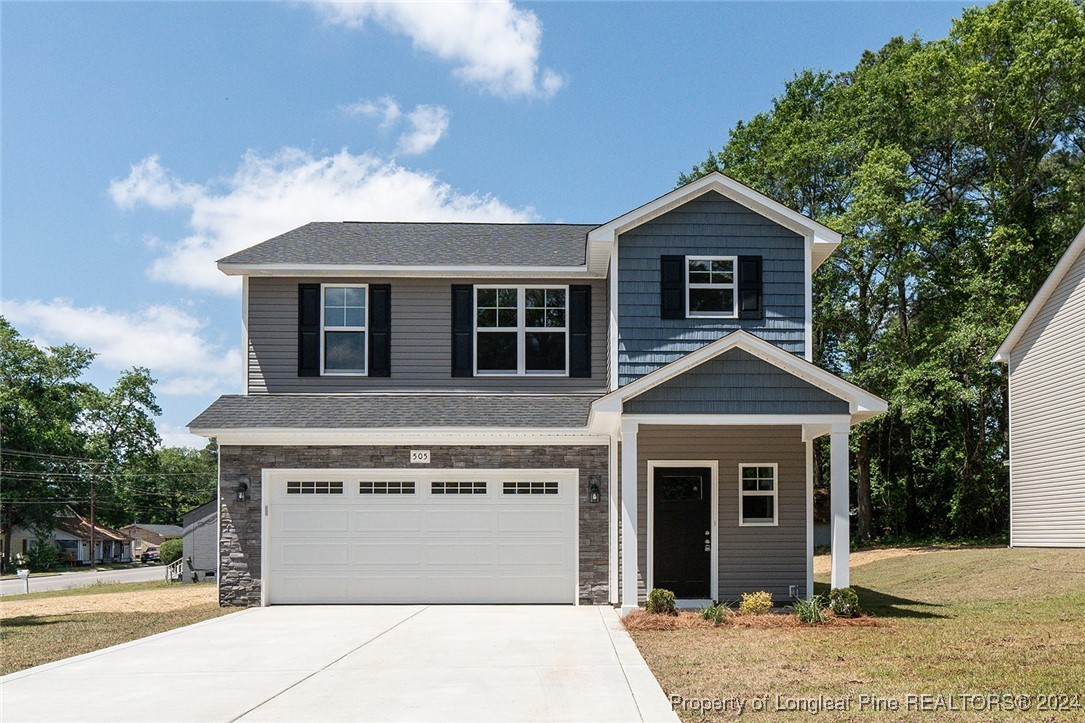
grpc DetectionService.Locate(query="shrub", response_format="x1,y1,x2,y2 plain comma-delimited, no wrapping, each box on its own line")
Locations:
738,591,773,615
27,538,61,572
159,538,183,565
791,595,826,624
828,587,861,618
699,601,731,625
645,588,677,615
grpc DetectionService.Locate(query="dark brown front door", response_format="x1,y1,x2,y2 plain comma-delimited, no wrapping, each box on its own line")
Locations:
652,466,712,598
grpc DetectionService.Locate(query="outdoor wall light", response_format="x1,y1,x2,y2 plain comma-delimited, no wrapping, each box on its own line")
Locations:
588,480,601,504
237,477,250,502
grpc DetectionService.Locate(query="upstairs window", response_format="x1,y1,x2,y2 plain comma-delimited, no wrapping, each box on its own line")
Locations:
475,286,568,375
322,284,367,374
686,256,736,318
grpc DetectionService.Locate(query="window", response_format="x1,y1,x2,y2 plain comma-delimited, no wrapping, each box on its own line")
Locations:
322,284,367,374
431,481,487,495
502,480,559,495
359,481,415,495
739,464,777,526
287,480,344,495
687,256,737,317
475,286,567,375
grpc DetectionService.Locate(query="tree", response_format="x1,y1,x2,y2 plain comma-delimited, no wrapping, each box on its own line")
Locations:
680,0,1085,540
0,319,94,571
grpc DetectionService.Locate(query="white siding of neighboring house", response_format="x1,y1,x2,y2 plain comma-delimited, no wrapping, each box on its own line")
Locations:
1008,246,1085,547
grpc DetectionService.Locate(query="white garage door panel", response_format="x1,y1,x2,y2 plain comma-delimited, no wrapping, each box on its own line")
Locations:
354,509,421,532
282,509,349,533
266,469,577,604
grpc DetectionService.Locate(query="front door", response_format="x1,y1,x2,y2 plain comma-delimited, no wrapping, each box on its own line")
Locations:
653,466,712,599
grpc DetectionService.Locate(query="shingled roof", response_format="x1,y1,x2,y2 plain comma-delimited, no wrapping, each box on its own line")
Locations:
217,222,599,268
188,393,596,430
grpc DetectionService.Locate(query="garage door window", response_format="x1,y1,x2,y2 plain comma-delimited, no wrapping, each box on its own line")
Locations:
431,481,487,495
503,481,559,495
359,481,415,495
287,480,344,494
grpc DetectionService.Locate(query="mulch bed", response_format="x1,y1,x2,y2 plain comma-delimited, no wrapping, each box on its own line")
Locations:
622,609,879,631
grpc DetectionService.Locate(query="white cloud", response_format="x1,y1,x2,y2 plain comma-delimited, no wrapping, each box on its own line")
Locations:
313,1,563,99
342,95,402,127
398,104,450,156
109,148,535,294
2,298,240,397
343,97,450,156
157,421,208,450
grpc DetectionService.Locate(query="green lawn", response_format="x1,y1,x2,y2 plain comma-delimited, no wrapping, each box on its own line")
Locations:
629,547,1085,721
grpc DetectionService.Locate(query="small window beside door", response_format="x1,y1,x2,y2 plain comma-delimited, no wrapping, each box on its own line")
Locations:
739,464,777,526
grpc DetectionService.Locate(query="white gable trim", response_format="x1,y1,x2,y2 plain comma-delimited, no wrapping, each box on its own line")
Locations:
586,172,841,274
993,223,1085,363
591,330,887,424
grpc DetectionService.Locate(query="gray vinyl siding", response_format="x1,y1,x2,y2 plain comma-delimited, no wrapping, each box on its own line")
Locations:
617,191,807,385
247,277,607,393
620,425,807,602
1008,246,1085,547
182,507,217,582
624,349,849,415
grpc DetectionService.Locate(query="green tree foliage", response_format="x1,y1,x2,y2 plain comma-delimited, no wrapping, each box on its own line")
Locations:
681,0,1085,538
158,538,183,565
1,319,217,568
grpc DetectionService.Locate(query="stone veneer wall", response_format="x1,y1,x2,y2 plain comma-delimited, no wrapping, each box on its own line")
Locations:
218,445,610,606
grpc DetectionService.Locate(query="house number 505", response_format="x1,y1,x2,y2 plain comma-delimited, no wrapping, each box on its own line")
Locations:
410,450,430,464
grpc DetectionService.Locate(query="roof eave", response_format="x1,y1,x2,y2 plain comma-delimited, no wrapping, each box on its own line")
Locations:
992,223,1085,363
217,262,599,279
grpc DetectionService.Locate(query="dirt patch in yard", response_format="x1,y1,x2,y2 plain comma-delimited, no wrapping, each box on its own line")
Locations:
812,546,941,575
0,584,217,618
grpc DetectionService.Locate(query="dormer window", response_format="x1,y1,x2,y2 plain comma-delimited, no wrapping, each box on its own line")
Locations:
686,256,736,318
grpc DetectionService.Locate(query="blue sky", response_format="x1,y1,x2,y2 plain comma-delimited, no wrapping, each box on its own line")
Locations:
2,1,978,446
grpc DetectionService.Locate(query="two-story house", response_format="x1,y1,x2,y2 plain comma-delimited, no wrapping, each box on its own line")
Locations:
189,172,887,611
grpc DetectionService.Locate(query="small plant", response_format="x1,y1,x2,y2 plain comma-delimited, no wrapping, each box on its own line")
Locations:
645,588,677,615
699,601,731,624
791,595,826,624
828,587,861,618
159,539,183,565
738,590,773,615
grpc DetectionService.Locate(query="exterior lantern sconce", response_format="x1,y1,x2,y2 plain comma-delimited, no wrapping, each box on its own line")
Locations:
237,477,250,502
588,479,601,504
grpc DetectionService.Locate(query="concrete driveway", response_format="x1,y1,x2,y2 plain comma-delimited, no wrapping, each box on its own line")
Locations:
0,605,677,723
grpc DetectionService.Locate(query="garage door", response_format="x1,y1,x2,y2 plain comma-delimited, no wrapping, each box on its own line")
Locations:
264,468,578,604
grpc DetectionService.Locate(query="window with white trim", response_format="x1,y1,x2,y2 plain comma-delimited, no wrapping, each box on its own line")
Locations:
322,284,367,374
687,256,737,317
739,464,777,526
475,286,567,375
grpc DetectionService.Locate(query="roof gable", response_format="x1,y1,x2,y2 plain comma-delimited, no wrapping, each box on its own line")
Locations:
592,330,886,423
994,224,1085,362
586,172,841,274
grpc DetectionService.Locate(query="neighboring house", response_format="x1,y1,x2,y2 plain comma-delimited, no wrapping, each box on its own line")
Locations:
993,224,1085,548
5,514,132,565
120,523,182,561
181,501,217,583
189,172,887,610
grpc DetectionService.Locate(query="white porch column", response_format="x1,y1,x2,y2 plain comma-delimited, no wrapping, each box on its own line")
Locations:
830,424,850,589
620,419,639,614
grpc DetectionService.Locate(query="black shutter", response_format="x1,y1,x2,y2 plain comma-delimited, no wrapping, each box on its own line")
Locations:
568,285,591,378
738,255,763,320
451,284,474,377
368,284,391,377
660,255,685,319
298,284,321,376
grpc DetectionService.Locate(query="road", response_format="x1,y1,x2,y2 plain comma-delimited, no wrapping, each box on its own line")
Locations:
0,565,166,596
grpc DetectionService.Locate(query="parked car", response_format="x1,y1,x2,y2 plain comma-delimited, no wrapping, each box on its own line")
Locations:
141,546,160,563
